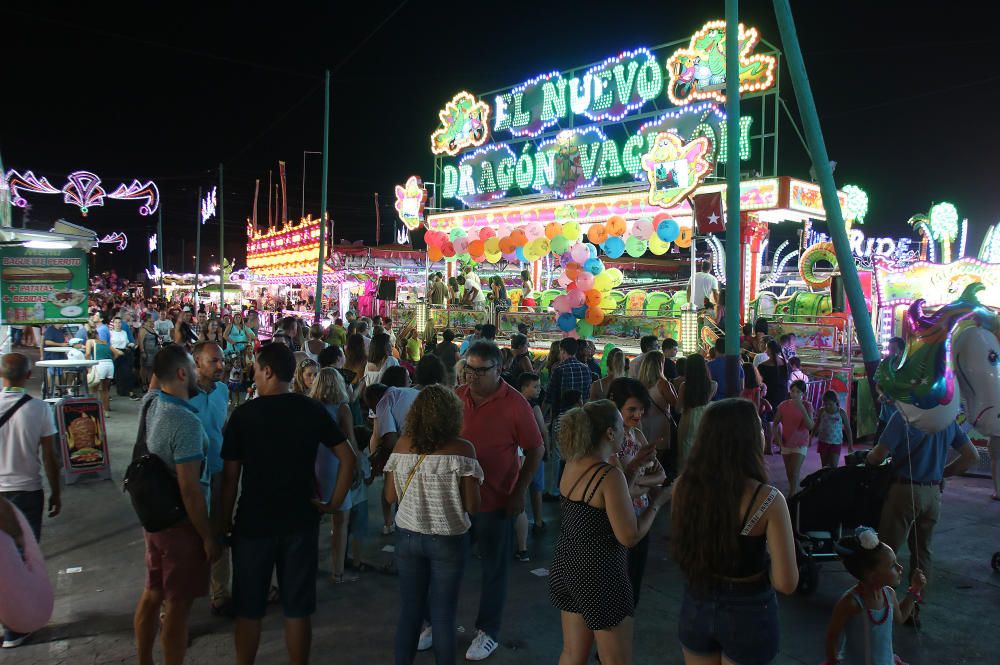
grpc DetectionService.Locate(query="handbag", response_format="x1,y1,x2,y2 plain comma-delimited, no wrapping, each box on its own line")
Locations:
398,454,428,503
122,400,188,532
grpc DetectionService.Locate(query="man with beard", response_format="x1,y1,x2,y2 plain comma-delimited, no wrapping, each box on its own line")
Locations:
133,345,218,665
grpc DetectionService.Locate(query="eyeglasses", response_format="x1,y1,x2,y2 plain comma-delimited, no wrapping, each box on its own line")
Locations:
464,363,496,377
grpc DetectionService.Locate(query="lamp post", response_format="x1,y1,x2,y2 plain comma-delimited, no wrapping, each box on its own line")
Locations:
315,70,330,320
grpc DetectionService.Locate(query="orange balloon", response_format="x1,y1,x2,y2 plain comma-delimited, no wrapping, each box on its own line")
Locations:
675,226,693,248
509,229,528,247
587,224,608,244
606,215,627,236
468,239,485,257
545,222,563,239
499,237,515,254
585,307,605,325
428,246,443,262
585,288,602,307
565,262,581,280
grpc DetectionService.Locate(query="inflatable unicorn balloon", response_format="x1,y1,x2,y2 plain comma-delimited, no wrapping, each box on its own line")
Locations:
876,284,1000,434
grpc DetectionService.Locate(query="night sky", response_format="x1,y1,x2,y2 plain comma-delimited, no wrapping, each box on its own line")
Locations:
2,1,996,278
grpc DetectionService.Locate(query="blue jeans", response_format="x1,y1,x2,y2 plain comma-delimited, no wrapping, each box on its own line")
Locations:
1,490,44,542
678,585,779,665
470,510,514,638
394,528,468,665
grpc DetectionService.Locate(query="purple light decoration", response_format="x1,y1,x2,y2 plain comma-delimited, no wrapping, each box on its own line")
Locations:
581,47,658,123
98,232,128,251
201,186,217,223
108,179,160,216
62,171,106,214
4,170,60,207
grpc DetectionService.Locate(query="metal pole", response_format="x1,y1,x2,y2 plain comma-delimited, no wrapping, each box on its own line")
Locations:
302,150,307,221
195,186,202,309
219,164,224,312
723,0,742,396
374,192,381,245
157,206,164,299
772,0,881,386
315,70,330,320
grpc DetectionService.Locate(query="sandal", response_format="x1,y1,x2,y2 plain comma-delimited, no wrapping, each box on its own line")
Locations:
331,572,359,584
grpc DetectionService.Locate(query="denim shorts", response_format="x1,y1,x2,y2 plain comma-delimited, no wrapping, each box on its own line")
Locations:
529,460,544,492
678,585,779,665
232,524,319,619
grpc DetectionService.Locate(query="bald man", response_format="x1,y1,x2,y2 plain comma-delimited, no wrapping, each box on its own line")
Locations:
0,353,60,648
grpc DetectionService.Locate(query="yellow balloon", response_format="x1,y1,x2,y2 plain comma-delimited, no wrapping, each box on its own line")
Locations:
599,295,617,312
593,272,613,293
485,251,502,263
484,237,501,254
562,220,581,241
604,268,624,287
648,234,671,255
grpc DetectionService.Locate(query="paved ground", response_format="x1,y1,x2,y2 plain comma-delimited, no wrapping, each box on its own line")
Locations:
3,354,999,664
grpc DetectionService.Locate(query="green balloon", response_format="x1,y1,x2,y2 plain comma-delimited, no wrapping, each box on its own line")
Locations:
449,228,467,241
550,235,570,255
576,320,594,338
625,236,648,258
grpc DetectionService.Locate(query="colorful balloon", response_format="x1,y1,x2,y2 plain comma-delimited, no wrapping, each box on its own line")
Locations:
587,224,609,244
625,236,648,258
515,246,528,263
656,217,679,243
585,243,598,259
570,242,590,264
575,271,595,291
525,223,545,241
571,304,588,319
599,295,616,312
565,262,582,280
593,271,612,292
585,288,602,307
545,222,563,239
484,237,501,254
479,227,496,241
675,226,693,248
566,288,586,308
585,307,605,325
604,267,624,287
509,229,528,247
584,258,605,275
441,240,455,257
648,234,670,255
603,236,625,259
428,246,443,262
449,228,467,241
562,220,581,241
576,320,595,339
453,237,469,255
557,313,577,332
631,217,653,241
468,239,485,257
552,295,571,313
550,235,570,255
606,215,627,237
485,252,502,264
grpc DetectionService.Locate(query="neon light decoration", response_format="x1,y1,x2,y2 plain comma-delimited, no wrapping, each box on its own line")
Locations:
875,257,1000,310
62,171,106,215
929,202,959,263
580,48,661,123
148,234,157,253
640,132,712,209
393,176,428,230
98,232,128,251
665,21,776,106
431,92,490,156
841,184,868,224
454,143,518,205
496,71,565,138
799,242,838,289
4,170,60,206
246,216,324,279
979,223,1000,263
200,186,218,223
107,179,160,216
537,128,608,199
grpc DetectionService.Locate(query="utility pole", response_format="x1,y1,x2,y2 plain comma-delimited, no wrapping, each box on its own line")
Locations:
195,186,202,308
723,0,742,396
315,70,330,320
157,206,164,299
219,164,225,311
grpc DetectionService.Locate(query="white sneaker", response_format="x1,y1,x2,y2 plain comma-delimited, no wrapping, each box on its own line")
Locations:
465,630,499,661
417,624,433,651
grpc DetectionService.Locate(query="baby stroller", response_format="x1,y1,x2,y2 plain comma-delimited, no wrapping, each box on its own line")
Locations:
786,451,895,594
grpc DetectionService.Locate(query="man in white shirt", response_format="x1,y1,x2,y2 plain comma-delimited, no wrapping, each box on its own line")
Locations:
688,261,719,310
463,267,486,307
0,353,60,648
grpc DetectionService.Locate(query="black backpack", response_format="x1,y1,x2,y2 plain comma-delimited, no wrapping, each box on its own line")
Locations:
122,400,187,532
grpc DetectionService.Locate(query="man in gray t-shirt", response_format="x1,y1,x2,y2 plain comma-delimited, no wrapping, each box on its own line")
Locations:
134,345,218,665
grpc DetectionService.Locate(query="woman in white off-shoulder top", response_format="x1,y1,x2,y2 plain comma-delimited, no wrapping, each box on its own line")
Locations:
384,385,483,665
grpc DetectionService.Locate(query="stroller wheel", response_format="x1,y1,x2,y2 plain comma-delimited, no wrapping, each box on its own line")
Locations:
797,559,820,595
992,552,1000,573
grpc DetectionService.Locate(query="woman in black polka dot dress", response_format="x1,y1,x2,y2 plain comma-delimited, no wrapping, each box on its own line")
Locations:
548,399,671,665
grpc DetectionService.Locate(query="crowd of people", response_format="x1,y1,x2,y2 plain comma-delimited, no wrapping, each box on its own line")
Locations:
0,297,986,665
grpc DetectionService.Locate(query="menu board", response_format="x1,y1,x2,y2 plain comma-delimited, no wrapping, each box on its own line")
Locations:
0,246,88,324
56,397,111,484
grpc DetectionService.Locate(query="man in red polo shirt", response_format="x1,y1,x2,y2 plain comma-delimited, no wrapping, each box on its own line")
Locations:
457,341,543,661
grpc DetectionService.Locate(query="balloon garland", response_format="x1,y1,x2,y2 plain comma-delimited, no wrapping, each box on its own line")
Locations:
425,207,681,337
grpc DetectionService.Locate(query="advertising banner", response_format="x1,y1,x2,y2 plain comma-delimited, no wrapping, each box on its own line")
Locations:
56,397,111,484
0,246,88,324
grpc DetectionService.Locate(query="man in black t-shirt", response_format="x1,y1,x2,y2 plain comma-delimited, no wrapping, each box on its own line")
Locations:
220,343,354,665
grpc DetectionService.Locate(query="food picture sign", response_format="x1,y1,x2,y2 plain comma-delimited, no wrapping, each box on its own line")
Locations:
0,246,89,324
431,21,775,206
56,397,111,483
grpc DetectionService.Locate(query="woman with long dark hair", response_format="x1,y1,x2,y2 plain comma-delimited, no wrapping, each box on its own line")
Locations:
676,354,716,472
672,399,798,665
757,339,789,454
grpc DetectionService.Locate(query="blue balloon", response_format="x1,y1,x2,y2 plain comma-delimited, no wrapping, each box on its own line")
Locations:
602,236,625,259
584,257,605,275
585,242,598,259
515,246,528,263
571,305,588,319
657,218,679,242
557,312,577,331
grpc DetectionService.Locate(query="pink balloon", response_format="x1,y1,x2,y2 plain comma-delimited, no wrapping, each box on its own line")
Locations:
556,274,573,287
570,242,590,264
453,237,469,254
566,289,585,308
525,223,545,241
479,227,497,241
575,271,595,291
552,295,570,313
632,218,653,241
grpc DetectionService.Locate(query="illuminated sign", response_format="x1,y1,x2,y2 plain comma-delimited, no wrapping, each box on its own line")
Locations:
201,186,218,223
665,21,776,106
875,257,1000,309
807,228,917,263
427,177,784,233
431,92,490,156
393,176,428,230
4,169,159,216
788,180,848,218
246,216,323,278
98,232,128,251
640,132,712,209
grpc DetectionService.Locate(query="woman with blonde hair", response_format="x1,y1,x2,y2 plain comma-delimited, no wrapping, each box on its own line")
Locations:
636,351,678,465
304,323,327,362
549,399,670,665
311,368,365,583
384,385,482,665
590,347,626,401
291,357,319,395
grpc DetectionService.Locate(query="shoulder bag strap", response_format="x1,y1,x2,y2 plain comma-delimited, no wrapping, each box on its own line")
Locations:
398,454,428,503
132,399,155,460
0,394,33,429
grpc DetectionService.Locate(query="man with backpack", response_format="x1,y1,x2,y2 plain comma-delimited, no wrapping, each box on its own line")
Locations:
0,353,60,648
132,345,218,665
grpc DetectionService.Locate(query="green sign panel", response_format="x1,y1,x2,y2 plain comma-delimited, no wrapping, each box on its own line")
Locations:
1,246,89,325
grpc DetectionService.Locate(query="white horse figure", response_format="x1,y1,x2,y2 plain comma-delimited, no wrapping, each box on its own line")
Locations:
954,312,1000,437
